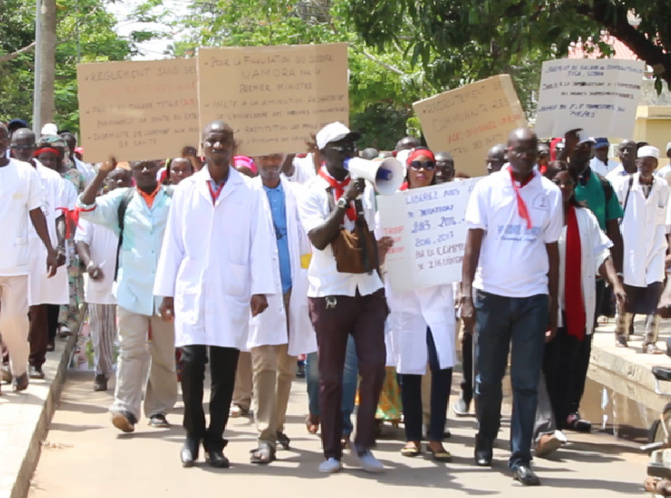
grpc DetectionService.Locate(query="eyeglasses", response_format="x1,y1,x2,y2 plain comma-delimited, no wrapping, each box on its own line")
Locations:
10,145,35,150
329,143,355,153
552,178,575,187
409,160,436,170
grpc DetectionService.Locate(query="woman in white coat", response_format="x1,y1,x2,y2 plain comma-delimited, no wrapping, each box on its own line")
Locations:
542,163,626,431
246,154,317,463
386,148,456,461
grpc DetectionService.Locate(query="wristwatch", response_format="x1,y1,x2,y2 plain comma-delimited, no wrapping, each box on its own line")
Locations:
336,197,348,210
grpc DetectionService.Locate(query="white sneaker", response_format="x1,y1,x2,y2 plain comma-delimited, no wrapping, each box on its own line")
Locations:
356,450,385,473
319,458,342,473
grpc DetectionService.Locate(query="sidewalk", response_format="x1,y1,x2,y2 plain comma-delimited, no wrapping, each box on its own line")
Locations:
590,316,671,413
0,334,77,498
2,315,671,498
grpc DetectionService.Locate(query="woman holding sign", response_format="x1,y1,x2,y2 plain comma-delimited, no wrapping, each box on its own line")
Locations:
385,148,456,462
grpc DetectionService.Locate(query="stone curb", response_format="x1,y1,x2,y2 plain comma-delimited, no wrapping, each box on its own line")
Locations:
2,333,77,498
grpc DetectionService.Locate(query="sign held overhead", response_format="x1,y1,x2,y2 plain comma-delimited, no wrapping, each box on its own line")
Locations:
77,58,199,163
197,43,349,156
413,75,527,178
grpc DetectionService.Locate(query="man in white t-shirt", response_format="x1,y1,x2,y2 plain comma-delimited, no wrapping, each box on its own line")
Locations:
606,139,638,186
461,128,562,486
298,122,393,475
75,168,133,391
655,142,671,186
0,123,59,393
589,138,618,177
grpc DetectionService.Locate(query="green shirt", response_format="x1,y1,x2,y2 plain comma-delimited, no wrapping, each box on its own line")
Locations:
574,167,623,231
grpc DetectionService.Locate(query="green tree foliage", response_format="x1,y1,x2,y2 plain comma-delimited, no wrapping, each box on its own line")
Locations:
345,0,671,102
0,0,132,132
168,0,429,149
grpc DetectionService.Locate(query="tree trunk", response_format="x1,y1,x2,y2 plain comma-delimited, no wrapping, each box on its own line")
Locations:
34,0,56,132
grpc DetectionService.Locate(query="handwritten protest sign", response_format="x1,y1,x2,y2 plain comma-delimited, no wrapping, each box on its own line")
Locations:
77,58,199,163
535,58,645,139
413,75,526,178
378,178,479,293
197,43,349,156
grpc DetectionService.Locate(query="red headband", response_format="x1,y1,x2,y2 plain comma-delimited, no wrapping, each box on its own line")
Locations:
407,148,435,166
34,147,60,158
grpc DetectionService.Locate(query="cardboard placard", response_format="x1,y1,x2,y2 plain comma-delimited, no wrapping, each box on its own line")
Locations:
197,43,349,156
413,75,527,178
378,178,479,292
77,58,199,163
535,58,645,139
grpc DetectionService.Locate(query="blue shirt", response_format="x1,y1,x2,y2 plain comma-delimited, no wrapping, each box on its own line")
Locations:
263,183,292,293
77,186,172,316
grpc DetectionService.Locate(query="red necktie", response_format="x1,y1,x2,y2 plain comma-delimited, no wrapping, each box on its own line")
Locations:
208,180,225,205
508,167,533,229
565,205,586,340
319,167,356,221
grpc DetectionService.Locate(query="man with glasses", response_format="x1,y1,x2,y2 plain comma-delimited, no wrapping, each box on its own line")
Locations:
298,121,393,474
10,128,70,380
77,157,177,434
0,123,59,393
461,128,562,485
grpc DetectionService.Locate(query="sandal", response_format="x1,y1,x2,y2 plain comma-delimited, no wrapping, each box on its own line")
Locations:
427,443,452,462
615,335,628,348
250,443,276,464
644,343,665,355
306,414,320,435
276,431,291,450
401,442,421,457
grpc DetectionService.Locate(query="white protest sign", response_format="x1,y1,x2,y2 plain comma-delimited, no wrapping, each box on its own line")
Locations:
197,43,349,156
413,75,527,178
535,58,645,139
378,178,479,293
77,58,199,163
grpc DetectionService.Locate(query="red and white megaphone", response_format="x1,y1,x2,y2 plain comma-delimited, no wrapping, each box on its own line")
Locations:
344,157,404,195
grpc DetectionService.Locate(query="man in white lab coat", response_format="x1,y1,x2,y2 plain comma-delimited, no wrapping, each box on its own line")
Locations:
9,128,71,380
615,145,671,353
155,121,276,469
247,153,317,464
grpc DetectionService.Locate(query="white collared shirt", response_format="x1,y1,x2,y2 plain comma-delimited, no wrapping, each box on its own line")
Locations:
590,156,618,177
298,174,382,297
0,159,43,276
465,165,563,298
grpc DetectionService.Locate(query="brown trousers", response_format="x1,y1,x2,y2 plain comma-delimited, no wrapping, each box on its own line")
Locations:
308,289,387,460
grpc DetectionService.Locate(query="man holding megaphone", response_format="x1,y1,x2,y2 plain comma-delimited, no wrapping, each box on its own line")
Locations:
298,122,394,475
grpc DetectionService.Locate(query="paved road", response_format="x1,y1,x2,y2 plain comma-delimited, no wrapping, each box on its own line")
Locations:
29,370,648,498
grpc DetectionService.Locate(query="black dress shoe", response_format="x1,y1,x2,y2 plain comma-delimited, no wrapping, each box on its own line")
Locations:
474,434,492,466
512,465,541,486
204,447,230,468
181,437,199,468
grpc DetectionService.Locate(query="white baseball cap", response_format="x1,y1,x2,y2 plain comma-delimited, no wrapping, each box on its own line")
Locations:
637,145,660,159
316,122,361,150
576,131,595,146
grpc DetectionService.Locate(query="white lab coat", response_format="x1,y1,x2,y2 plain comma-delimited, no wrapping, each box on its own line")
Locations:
154,167,277,349
247,177,317,356
616,173,670,287
28,162,73,306
557,207,612,335
386,283,457,375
